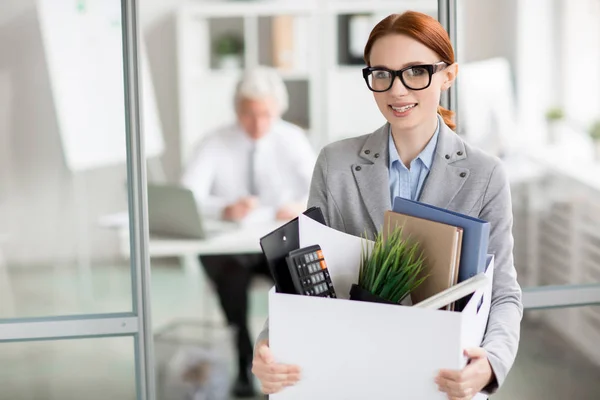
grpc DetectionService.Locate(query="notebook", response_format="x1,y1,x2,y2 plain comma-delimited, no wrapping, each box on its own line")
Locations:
383,211,463,310
392,197,490,284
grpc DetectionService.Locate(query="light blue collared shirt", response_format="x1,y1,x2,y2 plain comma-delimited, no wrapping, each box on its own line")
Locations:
388,117,440,204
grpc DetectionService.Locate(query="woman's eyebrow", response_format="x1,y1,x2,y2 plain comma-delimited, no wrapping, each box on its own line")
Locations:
370,61,430,70
400,61,432,68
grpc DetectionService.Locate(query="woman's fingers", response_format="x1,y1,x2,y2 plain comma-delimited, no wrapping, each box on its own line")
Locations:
260,375,300,395
253,360,300,376
262,382,292,394
261,382,282,394
253,360,301,394
252,341,302,395
254,366,301,384
258,373,299,394
285,372,302,383
266,363,301,375
260,371,301,383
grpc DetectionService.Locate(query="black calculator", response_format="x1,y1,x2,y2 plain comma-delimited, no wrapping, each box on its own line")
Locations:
285,245,337,298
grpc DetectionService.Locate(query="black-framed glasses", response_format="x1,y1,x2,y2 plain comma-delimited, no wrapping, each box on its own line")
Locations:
362,61,448,92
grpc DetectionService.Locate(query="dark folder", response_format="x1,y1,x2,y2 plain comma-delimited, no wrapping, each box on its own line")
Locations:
392,197,490,285
259,207,326,294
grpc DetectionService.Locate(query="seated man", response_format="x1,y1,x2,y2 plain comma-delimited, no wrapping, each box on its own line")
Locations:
181,66,316,397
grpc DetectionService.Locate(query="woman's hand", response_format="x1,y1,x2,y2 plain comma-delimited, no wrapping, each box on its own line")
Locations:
252,339,302,395
435,347,495,400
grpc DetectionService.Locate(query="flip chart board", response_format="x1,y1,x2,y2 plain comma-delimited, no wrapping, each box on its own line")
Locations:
37,0,164,171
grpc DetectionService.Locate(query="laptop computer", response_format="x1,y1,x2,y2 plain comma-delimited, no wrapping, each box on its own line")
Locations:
146,183,205,239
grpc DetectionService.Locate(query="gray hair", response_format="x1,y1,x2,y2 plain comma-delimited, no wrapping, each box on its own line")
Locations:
234,66,289,115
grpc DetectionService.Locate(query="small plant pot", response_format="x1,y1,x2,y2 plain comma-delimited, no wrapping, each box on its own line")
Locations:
216,54,242,70
349,284,400,306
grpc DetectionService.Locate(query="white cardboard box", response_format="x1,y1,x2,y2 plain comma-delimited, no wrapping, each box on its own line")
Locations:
269,215,493,400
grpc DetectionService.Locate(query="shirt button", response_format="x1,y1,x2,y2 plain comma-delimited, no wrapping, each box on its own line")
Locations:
445,154,450,159
460,172,467,178
364,150,371,155
374,153,380,158
355,166,362,171
457,151,463,156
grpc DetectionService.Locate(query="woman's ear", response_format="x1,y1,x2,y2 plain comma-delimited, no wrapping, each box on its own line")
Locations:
441,63,459,91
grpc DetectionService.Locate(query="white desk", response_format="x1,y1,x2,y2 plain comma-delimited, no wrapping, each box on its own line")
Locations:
100,212,283,278
100,212,281,253
103,214,280,254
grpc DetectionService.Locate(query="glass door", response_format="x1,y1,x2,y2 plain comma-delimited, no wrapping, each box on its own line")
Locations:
0,0,155,398
442,0,600,398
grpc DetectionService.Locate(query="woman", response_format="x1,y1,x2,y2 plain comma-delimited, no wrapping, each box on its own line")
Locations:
252,11,522,399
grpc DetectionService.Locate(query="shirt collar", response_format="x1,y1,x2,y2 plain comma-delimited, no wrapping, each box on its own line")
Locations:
388,115,441,170
236,119,283,148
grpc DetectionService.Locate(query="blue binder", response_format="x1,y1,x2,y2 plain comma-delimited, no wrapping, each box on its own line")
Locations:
392,197,490,284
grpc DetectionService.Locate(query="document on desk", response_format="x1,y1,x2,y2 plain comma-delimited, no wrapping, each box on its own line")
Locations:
269,215,493,400
238,206,277,227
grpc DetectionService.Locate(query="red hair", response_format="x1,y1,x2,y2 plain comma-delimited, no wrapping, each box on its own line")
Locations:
364,11,456,131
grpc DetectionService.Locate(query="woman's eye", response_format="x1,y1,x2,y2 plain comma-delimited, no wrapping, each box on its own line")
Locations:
373,71,391,79
407,67,427,77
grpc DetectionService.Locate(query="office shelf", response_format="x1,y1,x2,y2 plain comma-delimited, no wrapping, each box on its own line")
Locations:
176,0,439,164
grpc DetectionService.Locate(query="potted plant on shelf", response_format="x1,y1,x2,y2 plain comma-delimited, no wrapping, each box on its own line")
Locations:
350,226,428,305
589,120,600,161
213,34,243,70
545,107,565,144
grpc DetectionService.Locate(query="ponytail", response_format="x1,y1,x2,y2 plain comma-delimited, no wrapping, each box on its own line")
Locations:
437,106,456,131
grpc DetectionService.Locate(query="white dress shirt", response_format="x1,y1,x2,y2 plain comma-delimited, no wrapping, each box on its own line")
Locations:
181,119,317,219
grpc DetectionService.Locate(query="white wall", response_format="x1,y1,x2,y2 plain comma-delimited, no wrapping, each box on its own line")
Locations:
460,0,518,66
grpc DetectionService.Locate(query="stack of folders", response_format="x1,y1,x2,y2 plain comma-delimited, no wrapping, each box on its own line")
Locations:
390,197,491,311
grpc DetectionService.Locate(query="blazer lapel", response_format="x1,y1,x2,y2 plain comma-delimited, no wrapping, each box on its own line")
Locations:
352,123,391,234
418,123,470,209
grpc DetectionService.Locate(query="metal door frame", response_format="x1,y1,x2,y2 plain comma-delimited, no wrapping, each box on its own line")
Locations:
0,0,156,398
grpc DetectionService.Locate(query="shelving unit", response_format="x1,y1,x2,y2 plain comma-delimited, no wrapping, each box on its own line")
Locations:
176,0,438,165
521,173,600,367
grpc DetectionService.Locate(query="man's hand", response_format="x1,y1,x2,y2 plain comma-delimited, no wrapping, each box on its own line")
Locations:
252,340,301,395
276,203,304,220
436,347,495,400
222,197,258,221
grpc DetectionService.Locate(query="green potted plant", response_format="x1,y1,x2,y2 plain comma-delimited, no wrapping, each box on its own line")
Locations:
589,120,600,161
545,107,565,144
350,226,428,305
213,34,244,70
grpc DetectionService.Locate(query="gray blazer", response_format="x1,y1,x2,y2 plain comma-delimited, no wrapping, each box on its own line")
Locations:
257,121,523,393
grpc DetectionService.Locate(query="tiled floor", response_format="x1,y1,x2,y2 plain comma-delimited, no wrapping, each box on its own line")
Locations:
1,261,599,399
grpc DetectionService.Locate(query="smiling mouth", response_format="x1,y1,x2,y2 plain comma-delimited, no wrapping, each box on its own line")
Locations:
390,104,417,112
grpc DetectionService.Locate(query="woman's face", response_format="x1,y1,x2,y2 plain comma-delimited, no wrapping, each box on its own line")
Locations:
368,34,457,133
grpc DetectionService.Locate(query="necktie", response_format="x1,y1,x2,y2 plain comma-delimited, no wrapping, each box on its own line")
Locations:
248,142,258,196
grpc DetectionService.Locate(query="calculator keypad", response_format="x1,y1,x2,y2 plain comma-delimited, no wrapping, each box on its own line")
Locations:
288,246,336,298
